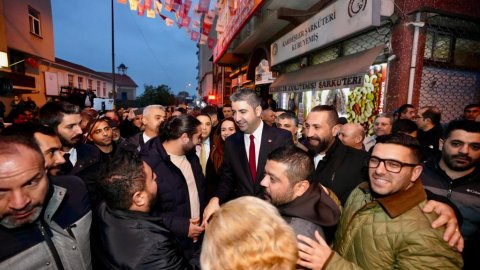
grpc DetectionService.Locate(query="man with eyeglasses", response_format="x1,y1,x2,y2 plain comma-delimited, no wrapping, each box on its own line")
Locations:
296,133,463,270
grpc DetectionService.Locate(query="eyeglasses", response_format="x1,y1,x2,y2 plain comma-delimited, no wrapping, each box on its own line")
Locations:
368,156,418,173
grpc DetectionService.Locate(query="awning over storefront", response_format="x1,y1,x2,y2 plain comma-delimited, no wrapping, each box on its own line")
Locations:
269,45,384,93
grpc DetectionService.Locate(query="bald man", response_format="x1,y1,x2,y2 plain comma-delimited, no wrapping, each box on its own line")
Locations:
338,123,365,150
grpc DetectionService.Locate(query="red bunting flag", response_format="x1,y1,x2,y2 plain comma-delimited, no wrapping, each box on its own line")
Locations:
117,0,127,4
191,30,199,41
182,16,191,28
145,0,152,9
164,0,173,12
192,5,201,18
198,0,210,13
25,57,39,69
207,37,216,49
202,22,212,35
138,3,145,16
203,10,215,24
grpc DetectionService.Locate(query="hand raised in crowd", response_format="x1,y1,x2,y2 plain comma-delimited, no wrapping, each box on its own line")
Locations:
423,200,464,252
297,231,332,270
201,197,220,228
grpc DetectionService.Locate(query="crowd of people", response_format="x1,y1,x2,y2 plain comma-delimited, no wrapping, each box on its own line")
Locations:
0,90,478,269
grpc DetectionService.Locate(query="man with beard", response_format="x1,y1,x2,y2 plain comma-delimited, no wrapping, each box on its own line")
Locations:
421,120,480,269
2,123,66,176
260,146,340,240
0,136,92,269
202,89,292,225
128,105,166,151
304,105,370,204
87,118,114,159
94,147,194,269
140,115,205,260
39,101,101,206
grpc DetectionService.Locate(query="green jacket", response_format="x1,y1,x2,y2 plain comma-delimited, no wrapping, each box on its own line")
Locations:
325,181,463,270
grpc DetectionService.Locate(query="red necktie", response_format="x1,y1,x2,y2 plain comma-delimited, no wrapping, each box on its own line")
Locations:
249,134,256,182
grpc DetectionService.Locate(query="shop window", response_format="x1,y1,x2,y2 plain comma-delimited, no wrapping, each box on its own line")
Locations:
28,7,42,37
432,34,452,62
454,38,480,69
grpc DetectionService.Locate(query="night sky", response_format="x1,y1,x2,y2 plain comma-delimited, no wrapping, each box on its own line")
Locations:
51,0,199,97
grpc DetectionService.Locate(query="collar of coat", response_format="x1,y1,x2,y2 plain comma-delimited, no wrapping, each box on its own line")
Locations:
359,180,427,218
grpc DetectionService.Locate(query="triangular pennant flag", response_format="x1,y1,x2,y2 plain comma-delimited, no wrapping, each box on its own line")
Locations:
198,0,211,13
129,0,139,11
174,0,182,4
138,3,145,16
117,0,127,4
154,0,163,13
147,8,156,18
159,13,167,20
199,33,208,45
191,30,199,41
145,0,152,9
182,0,192,17
192,19,201,29
164,0,173,12
165,17,174,26
207,37,216,49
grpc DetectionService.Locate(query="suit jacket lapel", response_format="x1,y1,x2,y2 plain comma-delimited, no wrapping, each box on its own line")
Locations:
257,125,273,183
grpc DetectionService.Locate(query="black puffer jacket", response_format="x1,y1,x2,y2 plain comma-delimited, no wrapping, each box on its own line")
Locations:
93,202,192,270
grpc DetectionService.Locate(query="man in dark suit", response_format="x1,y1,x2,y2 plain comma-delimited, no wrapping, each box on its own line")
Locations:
202,89,292,224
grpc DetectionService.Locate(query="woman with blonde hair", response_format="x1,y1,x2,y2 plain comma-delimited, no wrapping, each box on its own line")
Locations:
201,196,298,270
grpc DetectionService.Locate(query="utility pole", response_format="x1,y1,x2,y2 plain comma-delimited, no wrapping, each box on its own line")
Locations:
111,0,116,102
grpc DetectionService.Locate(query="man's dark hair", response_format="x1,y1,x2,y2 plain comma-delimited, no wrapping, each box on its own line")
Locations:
39,101,81,129
197,113,211,121
267,146,314,185
230,88,261,109
397,104,414,115
392,119,418,135
420,106,441,125
277,112,299,126
2,122,57,138
99,147,146,210
375,133,423,163
222,104,232,109
201,105,218,116
160,114,201,142
310,105,339,127
464,103,480,112
175,107,187,115
443,120,480,139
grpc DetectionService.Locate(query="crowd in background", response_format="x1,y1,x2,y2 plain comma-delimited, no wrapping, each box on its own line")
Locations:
0,92,478,269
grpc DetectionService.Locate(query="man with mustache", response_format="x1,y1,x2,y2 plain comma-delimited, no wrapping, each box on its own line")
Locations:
304,105,369,204
0,135,92,269
39,101,102,206
421,120,480,269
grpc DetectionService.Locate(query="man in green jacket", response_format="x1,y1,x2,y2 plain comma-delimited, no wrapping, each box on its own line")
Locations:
297,133,463,269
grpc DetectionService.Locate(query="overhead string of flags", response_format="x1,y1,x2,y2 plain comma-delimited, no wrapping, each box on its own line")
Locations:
117,0,218,49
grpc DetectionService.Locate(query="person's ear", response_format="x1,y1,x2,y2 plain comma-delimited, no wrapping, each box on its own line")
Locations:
332,124,341,136
255,105,262,118
439,138,444,151
293,180,310,197
132,191,146,207
410,165,423,183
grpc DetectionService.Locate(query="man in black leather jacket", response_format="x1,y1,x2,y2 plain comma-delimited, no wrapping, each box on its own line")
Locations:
93,147,194,269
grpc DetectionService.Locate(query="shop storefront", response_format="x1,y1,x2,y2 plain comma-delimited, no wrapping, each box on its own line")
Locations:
269,0,386,134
